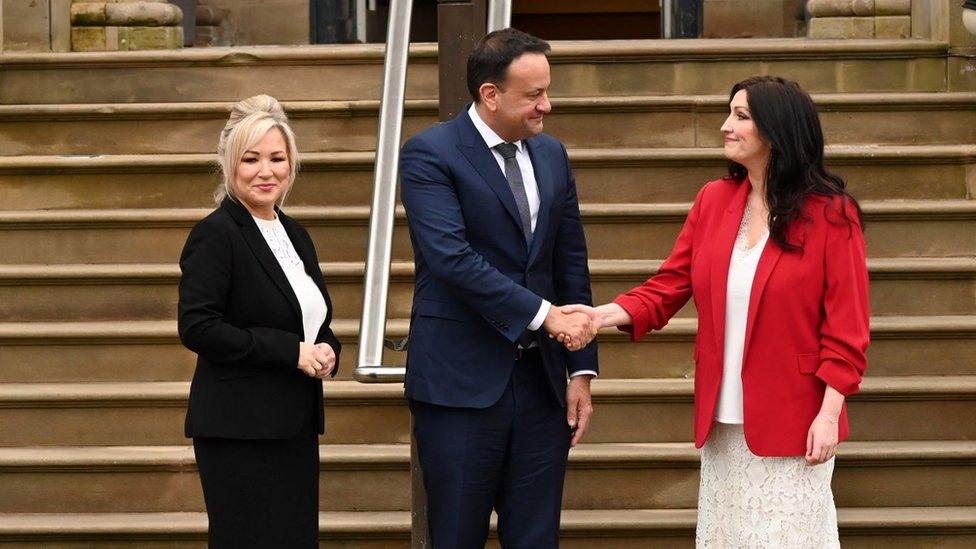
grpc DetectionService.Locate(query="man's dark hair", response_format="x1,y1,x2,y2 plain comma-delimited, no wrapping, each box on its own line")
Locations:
466,28,551,103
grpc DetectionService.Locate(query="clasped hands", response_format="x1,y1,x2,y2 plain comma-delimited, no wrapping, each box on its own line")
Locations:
297,342,336,378
542,304,600,351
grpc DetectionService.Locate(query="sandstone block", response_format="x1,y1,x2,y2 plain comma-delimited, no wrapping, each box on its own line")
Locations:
875,15,911,38
807,0,869,17
72,0,171,3
850,0,876,16
808,16,875,38
72,2,183,26
807,0,910,17
875,0,911,16
71,25,183,51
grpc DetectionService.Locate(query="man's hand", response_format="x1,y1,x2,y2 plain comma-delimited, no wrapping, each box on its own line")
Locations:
566,375,594,448
545,304,600,351
542,305,598,351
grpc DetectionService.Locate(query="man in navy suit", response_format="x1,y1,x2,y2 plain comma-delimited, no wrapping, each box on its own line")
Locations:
399,28,599,548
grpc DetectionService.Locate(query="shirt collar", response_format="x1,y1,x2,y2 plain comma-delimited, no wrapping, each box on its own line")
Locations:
468,104,524,154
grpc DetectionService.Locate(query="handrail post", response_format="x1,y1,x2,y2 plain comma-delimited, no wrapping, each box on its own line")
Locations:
437,0,487,120
354,2,506,546
354,0,412,384
486,0,511,32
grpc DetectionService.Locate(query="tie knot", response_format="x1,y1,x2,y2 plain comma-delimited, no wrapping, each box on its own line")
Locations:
494,142,518,160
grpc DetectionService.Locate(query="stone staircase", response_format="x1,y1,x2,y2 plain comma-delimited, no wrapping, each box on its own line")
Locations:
0,38,974,547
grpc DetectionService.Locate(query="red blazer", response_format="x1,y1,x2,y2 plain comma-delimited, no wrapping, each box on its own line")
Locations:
614,177,870,456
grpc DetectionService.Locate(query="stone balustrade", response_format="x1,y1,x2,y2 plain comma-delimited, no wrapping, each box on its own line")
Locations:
806,0,911,38
71,0,184,51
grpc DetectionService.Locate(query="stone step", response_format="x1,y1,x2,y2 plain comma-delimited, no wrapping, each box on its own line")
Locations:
1,145,972,210
1,507,973,548
1,200,972,264
1,257,973,323
0,377,972,447
2,93,973,155
0,40,948,105
0,315,973,383
0,441,972,513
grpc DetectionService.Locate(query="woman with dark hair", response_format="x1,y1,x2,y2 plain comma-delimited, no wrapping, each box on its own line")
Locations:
561,76,868,546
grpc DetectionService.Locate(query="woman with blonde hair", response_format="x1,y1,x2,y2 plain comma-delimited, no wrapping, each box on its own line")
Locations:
178,94,340,548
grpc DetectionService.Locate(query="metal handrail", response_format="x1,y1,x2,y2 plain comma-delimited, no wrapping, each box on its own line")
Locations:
354,0,413,383
355,0,511,384
487,0,511,32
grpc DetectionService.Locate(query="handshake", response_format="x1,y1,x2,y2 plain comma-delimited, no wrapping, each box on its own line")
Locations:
542,304,601,351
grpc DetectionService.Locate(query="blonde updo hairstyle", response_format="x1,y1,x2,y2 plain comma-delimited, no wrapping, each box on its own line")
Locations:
214,94,300,205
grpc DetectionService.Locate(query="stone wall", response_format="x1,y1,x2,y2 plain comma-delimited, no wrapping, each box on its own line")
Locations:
71,1,185,51
703,0,807,38
807,0,912,38
205,0,309,45
3,0,54,51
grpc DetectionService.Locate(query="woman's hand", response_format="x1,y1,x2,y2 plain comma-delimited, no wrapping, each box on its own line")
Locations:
297,342,325,378
805,413,839,466
313,343,337,378
553,303,632,350
806,386,844,466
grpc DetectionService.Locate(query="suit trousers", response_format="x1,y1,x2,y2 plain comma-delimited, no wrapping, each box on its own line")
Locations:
410,349,572,548
193,399,319,549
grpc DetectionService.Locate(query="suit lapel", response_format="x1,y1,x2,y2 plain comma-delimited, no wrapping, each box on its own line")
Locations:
222,200,303,324
708,182,750,358
454,110,529,252
742,237,783,363
525,137,553,265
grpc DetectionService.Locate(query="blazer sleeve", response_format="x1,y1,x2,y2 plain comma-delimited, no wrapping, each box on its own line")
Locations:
815,199,870,395
552,143,598,374
399,135,543,342
612,184,705,341
177,218,300,371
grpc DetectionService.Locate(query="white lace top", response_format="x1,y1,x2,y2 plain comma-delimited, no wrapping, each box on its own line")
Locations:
252,215,328,344
715,206,769,424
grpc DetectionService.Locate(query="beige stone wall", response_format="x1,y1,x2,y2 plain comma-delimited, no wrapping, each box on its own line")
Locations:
807,0,912,38
3,0,52,51
206,0,309,45
703,0,807,38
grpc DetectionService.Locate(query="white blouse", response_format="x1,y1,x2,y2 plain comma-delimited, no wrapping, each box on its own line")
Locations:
252,215,328,344
714,207,769,424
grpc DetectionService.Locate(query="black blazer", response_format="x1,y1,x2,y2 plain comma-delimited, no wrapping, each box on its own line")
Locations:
178,198,341,439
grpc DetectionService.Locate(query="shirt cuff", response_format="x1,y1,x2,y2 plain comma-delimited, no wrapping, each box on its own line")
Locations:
528,299,551,331
570,370,598,378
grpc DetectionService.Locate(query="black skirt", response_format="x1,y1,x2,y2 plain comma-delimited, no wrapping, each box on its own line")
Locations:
193,405,319,549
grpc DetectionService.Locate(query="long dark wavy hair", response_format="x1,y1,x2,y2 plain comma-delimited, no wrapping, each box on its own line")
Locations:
725,76,863,252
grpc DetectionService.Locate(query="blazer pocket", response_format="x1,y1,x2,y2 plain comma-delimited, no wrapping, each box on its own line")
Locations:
796,352,820,375
413,299,477,322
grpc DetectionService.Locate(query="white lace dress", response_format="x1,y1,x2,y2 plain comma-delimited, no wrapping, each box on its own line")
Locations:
695,207,840,549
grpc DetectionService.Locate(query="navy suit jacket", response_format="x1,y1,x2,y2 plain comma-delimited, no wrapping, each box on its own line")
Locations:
399,108,598,409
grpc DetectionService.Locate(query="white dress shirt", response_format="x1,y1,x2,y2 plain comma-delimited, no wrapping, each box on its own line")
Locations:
252,215,328,344
468,105,596,378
